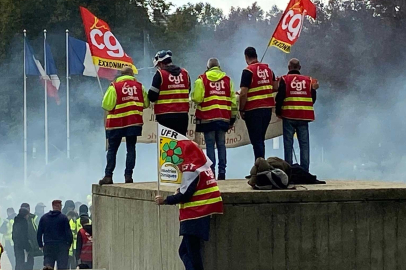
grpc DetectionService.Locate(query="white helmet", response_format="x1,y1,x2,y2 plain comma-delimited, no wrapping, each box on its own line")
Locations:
153,50,172,67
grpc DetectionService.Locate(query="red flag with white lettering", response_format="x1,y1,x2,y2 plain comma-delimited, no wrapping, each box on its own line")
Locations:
79,7,137,73
269,0,316,53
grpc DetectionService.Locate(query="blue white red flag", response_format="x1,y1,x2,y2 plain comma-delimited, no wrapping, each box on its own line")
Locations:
68,36,117,80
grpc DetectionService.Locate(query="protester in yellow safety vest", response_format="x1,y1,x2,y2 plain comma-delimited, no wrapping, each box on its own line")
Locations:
0,208,16,270
99,67,150,185
192,58,237,180
67,210,78,269
76,205,91,231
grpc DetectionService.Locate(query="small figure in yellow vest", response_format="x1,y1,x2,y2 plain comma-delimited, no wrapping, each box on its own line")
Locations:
148,50,191,136
239,47,278,161
192,58,237,180
99,67,150,185
66,211,78,269
0,208,16,270
275,58,318,172
155,140,223,270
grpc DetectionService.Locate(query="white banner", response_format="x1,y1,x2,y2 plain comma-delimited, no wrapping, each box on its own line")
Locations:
138,102,282,148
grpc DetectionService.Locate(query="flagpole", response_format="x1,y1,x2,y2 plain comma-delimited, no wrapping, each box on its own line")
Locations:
96,73,104,96
156,123,164,270
157,123,160,194
44,29,48,165
66,30,70,159
23,30,28,186
92,64,104,96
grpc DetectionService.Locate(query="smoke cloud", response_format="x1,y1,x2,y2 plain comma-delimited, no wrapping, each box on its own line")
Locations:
1,1,405,217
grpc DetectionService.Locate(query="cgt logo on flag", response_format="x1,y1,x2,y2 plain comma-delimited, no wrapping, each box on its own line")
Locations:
80,6,137,73
269,0,316,53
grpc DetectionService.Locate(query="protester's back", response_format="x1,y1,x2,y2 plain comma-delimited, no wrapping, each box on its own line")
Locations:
38,210,71,245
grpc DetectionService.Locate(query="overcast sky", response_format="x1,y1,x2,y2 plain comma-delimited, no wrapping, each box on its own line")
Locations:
171,0,287,13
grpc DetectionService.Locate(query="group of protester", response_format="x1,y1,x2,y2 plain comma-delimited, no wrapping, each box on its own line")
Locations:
100,46,318,185
0,200,93,270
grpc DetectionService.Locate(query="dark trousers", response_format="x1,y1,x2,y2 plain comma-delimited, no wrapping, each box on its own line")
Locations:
14,245,33,270
157,114,189,136
244,108,272,161
105,136,137,177
43,243,69,270
283,119,310,172
5,241,15,270
179,235,204,270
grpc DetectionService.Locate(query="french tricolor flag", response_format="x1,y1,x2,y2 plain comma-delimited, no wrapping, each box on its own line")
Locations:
68,37,117,80
25,40,61,104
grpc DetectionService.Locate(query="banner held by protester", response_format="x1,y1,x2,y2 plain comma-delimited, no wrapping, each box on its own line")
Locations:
142,102,282,149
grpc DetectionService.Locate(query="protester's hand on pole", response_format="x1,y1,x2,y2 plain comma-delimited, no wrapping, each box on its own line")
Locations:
155,195,165,205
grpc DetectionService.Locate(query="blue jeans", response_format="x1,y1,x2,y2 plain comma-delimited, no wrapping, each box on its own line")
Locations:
105,136,137,177
283,119,310,172
204,130,226,175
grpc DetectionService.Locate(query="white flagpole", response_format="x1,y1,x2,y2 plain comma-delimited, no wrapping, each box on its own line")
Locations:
23,30,28,186
44,29,48,165
66,30,70,159
157,123,161,194
156,123,164,270
92,64,104,96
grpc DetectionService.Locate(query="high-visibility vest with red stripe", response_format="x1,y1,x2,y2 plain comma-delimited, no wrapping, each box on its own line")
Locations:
79,228,92,262
195,74,232,122
105,79,144,130
154,69,190,115
281,74,315,121
179,170,223,222
244,63,275,111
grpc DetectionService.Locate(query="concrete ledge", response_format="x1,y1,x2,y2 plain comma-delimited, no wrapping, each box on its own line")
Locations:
93,180,406,270
92,180,406,203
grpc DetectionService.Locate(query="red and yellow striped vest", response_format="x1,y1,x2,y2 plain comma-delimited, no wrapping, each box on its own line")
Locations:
105,78,145,130
195,73,232,122
179,169,223,222
244,63,275,111
79,228,92,262
281,74,315,121
154,69,190,115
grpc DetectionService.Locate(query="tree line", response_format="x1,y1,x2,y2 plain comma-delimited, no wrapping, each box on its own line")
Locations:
0,0,405,172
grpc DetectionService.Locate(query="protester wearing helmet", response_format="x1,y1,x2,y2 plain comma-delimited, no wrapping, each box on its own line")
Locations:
148,50,191,136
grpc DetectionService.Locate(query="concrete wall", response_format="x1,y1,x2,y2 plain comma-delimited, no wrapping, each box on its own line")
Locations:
93,180,406,270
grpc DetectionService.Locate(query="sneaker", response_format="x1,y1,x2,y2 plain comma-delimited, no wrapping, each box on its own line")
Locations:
99,176,113,186
125,175,134,184
218,173,226,180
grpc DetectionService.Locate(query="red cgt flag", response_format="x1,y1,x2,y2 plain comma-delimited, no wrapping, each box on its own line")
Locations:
269,0,316,53
79,7,137,74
